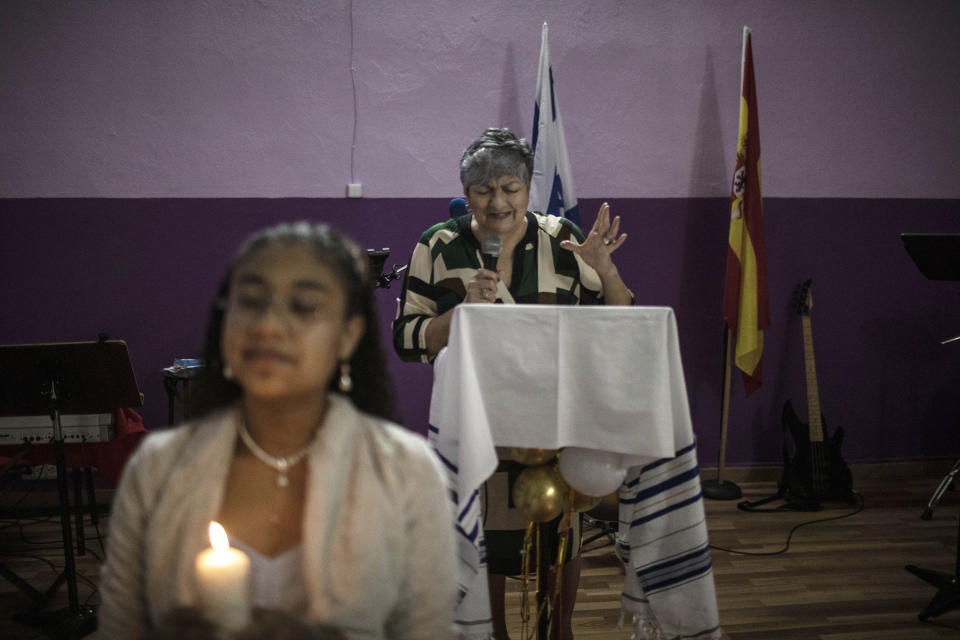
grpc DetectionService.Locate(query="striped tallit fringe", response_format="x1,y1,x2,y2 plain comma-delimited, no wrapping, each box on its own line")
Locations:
429,425,494,639
618,440,723,640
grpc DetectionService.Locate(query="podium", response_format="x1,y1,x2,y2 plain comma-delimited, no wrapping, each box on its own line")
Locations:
429,305,721,639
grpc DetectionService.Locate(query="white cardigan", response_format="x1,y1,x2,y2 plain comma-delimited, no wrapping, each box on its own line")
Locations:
97,393,458,639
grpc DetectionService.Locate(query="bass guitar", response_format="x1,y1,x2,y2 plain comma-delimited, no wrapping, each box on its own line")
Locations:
780,279,855,506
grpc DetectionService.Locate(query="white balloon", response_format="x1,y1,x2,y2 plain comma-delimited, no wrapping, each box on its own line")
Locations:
557,447,628,497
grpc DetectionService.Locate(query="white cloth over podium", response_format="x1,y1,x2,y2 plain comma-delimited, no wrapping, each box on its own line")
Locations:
429,304,721,639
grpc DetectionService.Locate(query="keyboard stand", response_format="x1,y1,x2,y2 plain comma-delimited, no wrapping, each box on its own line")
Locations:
0,340,141,638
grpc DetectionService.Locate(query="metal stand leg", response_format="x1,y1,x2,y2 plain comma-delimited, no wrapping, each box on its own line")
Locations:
922,459,960,520
906,458,960,621
8,387,97,638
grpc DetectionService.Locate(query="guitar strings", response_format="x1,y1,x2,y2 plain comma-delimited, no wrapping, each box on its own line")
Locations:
708,491,865,557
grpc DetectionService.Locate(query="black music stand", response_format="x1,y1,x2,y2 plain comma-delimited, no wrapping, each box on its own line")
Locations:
901,233,960,282
0,340,142,638
900,233,960,621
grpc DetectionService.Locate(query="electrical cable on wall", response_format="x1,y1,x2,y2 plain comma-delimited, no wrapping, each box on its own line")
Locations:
348,0,359,185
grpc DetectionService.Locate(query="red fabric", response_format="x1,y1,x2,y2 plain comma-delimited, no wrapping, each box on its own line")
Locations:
740,35,769,335
721,31,769,396
0,408,148,484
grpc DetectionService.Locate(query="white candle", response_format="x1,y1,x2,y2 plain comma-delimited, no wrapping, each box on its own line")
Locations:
195,521,251,632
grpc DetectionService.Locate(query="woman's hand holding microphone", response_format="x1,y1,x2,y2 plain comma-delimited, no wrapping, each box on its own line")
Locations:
465,269,499,303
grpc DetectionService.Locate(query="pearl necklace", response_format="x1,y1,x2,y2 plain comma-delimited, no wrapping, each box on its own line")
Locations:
237,419,313,487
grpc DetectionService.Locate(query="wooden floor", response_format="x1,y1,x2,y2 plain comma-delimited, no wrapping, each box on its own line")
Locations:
505,461,960,640
2,462,959,639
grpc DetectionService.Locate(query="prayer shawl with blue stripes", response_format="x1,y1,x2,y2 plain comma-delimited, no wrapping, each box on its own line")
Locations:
619,442,722,639
427,347,722,639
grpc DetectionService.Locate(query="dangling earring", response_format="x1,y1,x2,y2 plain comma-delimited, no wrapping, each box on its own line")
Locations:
223,364,234,380
338,362,353,393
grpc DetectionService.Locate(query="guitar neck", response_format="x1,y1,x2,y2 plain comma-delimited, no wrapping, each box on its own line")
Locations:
801,315,824,443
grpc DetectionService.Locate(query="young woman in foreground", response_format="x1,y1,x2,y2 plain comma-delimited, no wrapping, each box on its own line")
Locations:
98,222,457,639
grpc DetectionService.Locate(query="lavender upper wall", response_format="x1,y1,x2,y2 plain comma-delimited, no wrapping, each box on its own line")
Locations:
2,0,958,198
2,1,959,470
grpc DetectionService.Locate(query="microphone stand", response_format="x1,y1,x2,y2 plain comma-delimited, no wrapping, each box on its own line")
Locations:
377,264,408,289
9,380,96,638
364,248,407,290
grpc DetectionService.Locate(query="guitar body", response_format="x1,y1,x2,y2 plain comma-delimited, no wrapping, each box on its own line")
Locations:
739,279,857,513
781,400,854,504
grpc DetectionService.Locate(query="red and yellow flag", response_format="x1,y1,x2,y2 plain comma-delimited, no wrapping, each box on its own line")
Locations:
722,27,769,395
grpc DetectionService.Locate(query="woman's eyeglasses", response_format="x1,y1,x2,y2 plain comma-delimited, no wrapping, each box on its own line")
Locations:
222,293,330,329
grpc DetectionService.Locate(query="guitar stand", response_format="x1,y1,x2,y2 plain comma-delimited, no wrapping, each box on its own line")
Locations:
736,418,827,514
906,458,960,621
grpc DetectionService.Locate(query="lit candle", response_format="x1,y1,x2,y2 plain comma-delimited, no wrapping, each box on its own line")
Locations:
195,521,251,632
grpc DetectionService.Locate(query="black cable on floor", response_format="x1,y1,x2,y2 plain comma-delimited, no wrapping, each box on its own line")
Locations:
708,491,865,556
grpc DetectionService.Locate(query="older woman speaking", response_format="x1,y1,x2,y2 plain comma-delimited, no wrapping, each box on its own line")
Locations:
393,127,633,640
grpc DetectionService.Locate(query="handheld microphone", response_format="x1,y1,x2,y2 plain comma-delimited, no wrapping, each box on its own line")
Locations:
481,235,502,272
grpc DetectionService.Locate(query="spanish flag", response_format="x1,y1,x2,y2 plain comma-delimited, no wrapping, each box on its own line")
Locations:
723,27,769,395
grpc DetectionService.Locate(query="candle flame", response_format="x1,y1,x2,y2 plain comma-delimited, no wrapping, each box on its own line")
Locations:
209,521,229,550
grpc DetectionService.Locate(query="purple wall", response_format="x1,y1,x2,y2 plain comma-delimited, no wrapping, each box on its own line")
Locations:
3,197,959,469
2,1,959,198
2,1,959,469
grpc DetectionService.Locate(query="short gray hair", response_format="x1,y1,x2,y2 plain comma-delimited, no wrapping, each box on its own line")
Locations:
459,128,534,191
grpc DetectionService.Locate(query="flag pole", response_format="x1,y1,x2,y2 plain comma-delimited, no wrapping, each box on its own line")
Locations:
705,26,759,501
702,328,742,499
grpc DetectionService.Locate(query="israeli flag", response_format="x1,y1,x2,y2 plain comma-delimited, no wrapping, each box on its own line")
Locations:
530,22,580,226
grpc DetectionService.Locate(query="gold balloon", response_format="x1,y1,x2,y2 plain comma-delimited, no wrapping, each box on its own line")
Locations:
511,464,570,523
569,490,602,513
509,447,559,466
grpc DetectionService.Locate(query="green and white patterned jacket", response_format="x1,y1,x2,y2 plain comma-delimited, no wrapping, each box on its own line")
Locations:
393,211,609,363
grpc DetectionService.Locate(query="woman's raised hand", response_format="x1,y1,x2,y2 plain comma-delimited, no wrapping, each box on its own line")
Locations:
559,202,627,276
